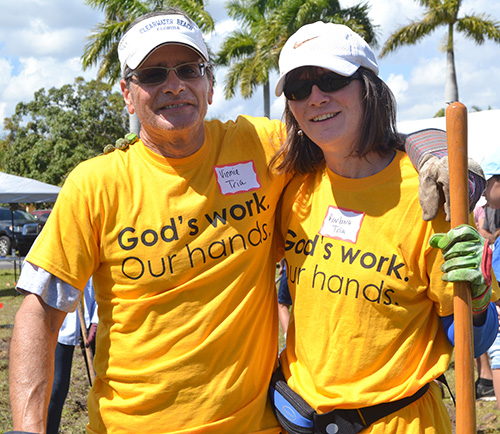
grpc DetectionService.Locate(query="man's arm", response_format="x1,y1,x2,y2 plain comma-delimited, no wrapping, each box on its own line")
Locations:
9,293,67,433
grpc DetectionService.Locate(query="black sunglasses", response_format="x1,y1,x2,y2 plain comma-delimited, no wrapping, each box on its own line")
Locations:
126,62,210,85
283,71,360,101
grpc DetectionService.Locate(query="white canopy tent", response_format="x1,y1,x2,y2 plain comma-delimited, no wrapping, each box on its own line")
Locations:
398,109,500,168
0,172,60,277
0,171,61,204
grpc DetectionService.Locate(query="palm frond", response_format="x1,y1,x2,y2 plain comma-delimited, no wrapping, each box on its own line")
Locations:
216,31,257,65
457,15,500,44
379,15,442,57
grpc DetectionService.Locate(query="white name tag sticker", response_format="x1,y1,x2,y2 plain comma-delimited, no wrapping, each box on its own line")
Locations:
319,206,365,243
214,161,261,195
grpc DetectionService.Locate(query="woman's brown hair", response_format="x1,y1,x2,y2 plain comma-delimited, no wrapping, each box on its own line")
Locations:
272,67,404,175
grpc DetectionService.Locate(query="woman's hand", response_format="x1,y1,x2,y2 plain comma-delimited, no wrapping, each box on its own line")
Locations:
430,224,492,313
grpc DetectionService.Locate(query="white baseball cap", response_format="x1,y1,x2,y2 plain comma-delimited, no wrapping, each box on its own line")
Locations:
118,14,209,74
275,21,379,97
481,146,500,180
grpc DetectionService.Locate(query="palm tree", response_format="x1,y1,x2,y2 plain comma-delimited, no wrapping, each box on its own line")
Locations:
380,0,500,104
216,0,277,118
82,0,214,84
216,0,377,118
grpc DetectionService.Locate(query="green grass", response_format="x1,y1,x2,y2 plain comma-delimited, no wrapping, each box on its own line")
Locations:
0,269,90,433
442,356,500,433
0,269,499,433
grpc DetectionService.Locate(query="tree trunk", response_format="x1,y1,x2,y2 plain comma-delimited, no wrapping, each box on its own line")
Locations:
263,80,270,119
445,48,459,104
445,24,459,104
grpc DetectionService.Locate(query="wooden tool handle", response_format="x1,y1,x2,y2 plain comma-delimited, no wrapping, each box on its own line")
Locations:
446,101,476,434
78,300,96,385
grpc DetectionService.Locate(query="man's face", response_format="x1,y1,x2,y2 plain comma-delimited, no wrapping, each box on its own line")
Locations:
121,44,213,147
484,176,500,209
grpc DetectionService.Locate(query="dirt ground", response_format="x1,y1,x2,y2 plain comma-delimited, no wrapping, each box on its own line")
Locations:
1,279,500,433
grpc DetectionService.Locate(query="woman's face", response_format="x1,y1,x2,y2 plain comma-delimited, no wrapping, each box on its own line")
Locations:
287,67,364,155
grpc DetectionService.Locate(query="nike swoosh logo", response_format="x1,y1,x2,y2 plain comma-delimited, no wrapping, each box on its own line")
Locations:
293,36,319,49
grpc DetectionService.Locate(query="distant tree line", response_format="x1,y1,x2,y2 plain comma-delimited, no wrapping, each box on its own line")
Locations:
0,77,128,185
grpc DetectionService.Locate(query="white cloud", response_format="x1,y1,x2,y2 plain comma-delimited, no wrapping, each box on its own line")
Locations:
0,0,104,59
0,58,13,84
0,56,100,124
0,0,104,127
0,0,499,133
385,73,408,103
14,19,83,57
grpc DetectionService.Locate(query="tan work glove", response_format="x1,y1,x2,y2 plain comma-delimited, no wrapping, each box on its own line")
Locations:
419,155,486,221
404,129,486,221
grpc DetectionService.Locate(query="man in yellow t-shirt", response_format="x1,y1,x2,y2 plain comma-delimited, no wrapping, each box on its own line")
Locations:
9,9,288,434
7,8,489,434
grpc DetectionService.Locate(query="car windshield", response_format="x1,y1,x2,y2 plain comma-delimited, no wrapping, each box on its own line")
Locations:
12,210,37,221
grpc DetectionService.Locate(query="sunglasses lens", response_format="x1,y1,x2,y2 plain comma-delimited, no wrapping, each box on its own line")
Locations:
319,75,352,93
136,68,168,85
284,81,312,101
132,63,207,85
284,72,358,100
176,63,205,80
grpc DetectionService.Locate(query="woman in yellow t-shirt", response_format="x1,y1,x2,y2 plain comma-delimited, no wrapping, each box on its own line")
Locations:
270,22,498,434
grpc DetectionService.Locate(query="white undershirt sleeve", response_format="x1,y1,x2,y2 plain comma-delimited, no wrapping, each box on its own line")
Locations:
16,261,81,312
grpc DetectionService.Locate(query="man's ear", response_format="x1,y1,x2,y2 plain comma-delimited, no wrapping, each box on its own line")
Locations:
121,79,135,115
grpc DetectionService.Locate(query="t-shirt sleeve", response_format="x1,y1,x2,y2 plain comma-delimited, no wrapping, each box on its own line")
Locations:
26,168,99,290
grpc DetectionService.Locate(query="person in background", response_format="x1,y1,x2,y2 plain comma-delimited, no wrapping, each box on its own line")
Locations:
473,198,497,401
7,8,486,434
270,21,498,434
474,197,487,239
481,150,500,409
482,205,500,245
277,260,292,336
47,278,98,434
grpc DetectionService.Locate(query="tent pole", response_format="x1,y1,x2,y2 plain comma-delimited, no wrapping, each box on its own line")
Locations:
9,205,17,282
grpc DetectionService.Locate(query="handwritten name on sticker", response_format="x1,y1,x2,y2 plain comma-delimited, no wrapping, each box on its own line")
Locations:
319,206,365,244
214,161,261,195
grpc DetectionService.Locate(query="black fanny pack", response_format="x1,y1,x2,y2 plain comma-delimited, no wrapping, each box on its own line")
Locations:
269,366,430,434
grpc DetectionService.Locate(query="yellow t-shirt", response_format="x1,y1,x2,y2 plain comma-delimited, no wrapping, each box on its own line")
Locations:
278,152,457,428
28,116,287,434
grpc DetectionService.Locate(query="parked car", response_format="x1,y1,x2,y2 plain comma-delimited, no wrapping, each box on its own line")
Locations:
31,209,52,225
0,207,42,257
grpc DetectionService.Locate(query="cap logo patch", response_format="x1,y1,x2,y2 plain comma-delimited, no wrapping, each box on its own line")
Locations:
293,36,319,49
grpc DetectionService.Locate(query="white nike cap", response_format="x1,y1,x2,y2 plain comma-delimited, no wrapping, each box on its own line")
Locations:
118,14,209,74
275,21,379,97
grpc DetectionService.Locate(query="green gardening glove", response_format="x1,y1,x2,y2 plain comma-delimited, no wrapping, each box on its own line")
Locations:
430,224,492,313
103,132,139,154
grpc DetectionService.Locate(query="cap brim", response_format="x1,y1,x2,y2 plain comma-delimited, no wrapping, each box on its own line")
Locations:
127,40,208,71
275,54,359,97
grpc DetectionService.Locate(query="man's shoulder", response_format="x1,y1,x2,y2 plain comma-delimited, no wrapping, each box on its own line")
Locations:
206,115,283,135
205,115,285,153
72,144,138,173
63,145,140,192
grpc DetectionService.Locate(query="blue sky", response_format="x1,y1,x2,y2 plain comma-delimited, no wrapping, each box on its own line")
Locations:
0,0,499,133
